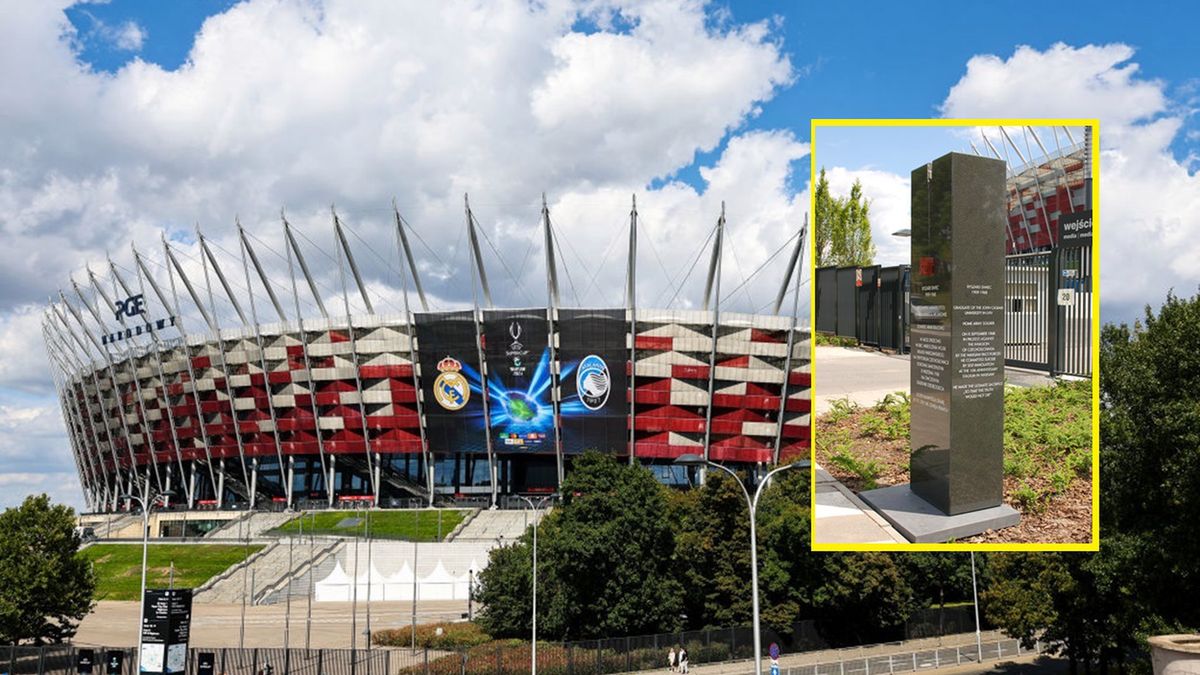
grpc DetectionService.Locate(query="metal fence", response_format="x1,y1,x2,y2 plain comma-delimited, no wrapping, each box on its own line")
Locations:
2,646,422,675
817,247,1093,377
815,265,909,353
782,637,1044,675
2,608,989,675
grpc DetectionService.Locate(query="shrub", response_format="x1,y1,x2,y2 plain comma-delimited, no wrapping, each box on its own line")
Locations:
374,621,492,650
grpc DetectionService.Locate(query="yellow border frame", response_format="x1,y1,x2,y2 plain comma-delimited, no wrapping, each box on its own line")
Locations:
808,118,1101,552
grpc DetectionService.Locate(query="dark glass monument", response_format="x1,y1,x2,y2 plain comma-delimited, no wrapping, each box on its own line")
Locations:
859,152,1019,541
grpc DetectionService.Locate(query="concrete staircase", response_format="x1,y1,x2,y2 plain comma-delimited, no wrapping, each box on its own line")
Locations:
451,508,546,541
255,538,343,605
196,539,313,603
205,511,297,540
194,542,277,602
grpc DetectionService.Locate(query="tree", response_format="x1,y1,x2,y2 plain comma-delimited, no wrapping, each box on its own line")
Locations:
673,470,754,630
985,291,1200,673
814,169,836,267
0,495,95,644
899,553,979,634
474,452,683,640
985,550,1137,675
808,552,914,645
814,168,876,268
473,537,532,639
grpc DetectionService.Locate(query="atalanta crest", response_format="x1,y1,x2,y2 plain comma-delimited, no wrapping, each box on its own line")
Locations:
576,354,610,411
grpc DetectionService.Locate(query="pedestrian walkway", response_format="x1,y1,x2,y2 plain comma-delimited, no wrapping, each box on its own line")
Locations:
814,345,1056,415
814,346,911,415
813,465,905,545
633,629,1028,675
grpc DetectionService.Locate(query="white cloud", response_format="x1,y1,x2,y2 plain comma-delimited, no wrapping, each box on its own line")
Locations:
74,10,146,52
106,19,145,51
0,305,56,395
942,42,1200,322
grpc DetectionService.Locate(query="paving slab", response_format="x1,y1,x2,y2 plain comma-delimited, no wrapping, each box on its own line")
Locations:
813,465,906,545
858,484,1020,544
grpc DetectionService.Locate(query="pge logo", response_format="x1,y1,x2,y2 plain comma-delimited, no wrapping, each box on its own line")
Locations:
114,294,145,321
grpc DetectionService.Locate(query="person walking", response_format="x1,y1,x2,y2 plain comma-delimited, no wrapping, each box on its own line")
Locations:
678,645,689,674
668,646,677,671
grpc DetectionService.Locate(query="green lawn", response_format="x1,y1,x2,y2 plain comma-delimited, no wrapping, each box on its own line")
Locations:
82,543,264,600
271,509,466,541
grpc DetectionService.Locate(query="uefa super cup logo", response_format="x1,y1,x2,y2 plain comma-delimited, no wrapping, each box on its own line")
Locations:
576,354,610,411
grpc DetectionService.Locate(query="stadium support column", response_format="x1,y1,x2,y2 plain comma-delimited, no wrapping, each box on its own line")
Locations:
141,241,220,499
394,205,430,312
107,258,192,506
774,216,807,464
394,205,435,504
542,194,565,489
238,221,293,508
1000,127,1055,248
78,272,166,497
282,214,333,507
43,327,99,511
44,325,107,509
465,195,494,309
626,195,638,467
1084,126,1093,210
700,205,725,482
772,218,806,316
62,285,159,498
197,228,256,508
332,209,380,506
981,132,1034,250
465,194,498,507
48,308,129,509
1050,127,1079,213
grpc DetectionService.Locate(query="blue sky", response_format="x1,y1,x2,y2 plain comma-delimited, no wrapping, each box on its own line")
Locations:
4,0,1200,508
65,0,1200,208
66,1,1200,192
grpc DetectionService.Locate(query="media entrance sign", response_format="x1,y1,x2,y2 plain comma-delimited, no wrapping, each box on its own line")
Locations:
139,589,193,675
860,152,1020,542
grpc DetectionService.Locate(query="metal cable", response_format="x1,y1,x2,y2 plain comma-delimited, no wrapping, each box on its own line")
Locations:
663,222,717,308
719,228,799,308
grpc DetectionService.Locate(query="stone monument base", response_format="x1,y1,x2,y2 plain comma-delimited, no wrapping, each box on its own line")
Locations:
858,484,1020,543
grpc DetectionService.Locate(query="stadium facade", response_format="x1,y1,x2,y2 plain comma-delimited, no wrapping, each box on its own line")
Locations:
992,125,1092,254
42,199,811,512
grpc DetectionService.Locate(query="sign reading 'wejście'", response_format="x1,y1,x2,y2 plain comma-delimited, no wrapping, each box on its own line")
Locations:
1058,210,1093,248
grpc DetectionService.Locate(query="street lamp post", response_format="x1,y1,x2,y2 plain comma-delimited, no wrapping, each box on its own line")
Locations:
672,455,810,675
121,488,175,672
517,494,556,675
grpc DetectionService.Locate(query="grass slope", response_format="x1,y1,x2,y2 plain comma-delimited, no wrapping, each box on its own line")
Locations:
272,509,466,542
82,543,264,600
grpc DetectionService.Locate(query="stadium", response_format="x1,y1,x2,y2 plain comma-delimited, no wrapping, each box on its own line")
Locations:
41,199,811,513
992,125,1092,254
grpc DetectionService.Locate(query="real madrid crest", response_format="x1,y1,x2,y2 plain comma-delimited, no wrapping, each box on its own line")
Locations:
433,356,470,411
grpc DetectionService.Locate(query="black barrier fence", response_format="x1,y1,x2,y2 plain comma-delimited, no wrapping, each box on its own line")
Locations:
4,607,984,675
4,646,134,675
817,251,1092,378
816,265,910,353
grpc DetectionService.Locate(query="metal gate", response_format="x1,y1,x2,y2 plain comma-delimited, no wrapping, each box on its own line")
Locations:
856,265,881,347
1003,245,1092,377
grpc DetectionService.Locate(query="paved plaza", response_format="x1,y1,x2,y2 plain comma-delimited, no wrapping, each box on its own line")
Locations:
74,600,469,649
